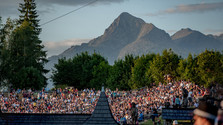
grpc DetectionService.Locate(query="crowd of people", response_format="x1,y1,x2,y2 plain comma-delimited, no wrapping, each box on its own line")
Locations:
0,80,223,125
106,80,223,124
0,88,100,114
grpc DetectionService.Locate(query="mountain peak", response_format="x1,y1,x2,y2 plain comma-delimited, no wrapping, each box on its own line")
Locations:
182,28,192,31
101,12,145,39
89,12,146,47
117,12,145,24
172,28,197,40
119,12,132,17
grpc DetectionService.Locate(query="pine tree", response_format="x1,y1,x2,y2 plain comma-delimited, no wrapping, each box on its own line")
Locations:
8,21,48,89
1,0,48,89
0,18,17,85
18,0,41,35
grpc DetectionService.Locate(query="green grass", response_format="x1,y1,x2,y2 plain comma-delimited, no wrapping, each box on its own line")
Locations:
140,119,154,125
140,117,163,125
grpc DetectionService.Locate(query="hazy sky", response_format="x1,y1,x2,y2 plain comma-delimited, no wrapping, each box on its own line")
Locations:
1,0,223,57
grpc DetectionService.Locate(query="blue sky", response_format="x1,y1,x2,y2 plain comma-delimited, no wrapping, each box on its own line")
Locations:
0,0,223,56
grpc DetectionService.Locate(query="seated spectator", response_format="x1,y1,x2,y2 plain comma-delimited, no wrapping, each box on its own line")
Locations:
120,114,127,125
138,111,144,122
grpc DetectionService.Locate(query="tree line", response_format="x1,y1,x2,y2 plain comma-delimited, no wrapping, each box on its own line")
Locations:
52,49,223,90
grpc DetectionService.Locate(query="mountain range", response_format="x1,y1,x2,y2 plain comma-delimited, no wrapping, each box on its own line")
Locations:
45,12,223,70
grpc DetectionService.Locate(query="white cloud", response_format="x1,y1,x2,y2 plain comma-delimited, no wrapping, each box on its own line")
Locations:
43,38,90,57
147,2,223,16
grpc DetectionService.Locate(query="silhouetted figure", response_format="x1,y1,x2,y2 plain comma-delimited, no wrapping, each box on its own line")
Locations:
165,99,170,108
182,97,188,108
131,102,138,125
0,105,5,121
151,108,159,125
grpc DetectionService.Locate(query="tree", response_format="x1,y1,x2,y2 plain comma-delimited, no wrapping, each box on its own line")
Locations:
18,0,41,35
106,60,124,90
149,53,163,84
6,21,48,89
0,18,17,86
81,52,108,89
176,53,197,82
51,58,75,87
91,61,110,90
196,50,223,86
120,55,136,90
129,53,155,89
0,0,49,89
0,18,17,50
184,53,199,83
107,55,135,90
150,49,180,84
14,67,45,89
176,59,186,80
52,52,108,89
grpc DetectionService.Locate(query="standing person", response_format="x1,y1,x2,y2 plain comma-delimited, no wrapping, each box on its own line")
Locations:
175,95,181,108
131,102,138,125
182,88,188,108
151,108,159,125
188,89,193,107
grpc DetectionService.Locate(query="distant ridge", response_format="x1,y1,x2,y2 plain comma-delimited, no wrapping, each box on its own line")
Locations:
171,28,223,54
45,12,223,71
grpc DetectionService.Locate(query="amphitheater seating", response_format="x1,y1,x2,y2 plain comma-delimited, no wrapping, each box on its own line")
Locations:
0,113,91,125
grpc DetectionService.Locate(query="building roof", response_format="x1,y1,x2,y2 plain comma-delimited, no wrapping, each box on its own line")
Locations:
0,113,91,125
84,92,118,125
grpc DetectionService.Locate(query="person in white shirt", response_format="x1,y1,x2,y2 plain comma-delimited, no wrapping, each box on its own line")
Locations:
188,89,193,107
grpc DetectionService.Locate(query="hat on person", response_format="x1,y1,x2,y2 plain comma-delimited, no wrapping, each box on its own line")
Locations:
194,99,218,120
